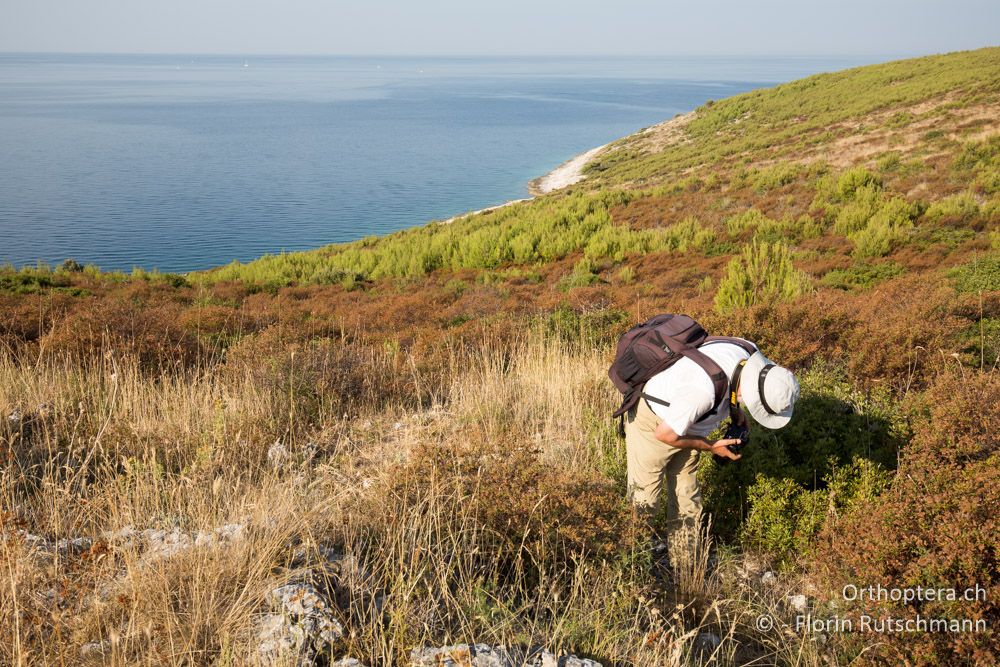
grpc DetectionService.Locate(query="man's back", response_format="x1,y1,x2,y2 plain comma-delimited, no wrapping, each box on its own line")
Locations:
643,340,754,437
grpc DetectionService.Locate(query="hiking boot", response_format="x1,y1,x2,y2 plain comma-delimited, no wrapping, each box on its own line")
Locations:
649,538,674,581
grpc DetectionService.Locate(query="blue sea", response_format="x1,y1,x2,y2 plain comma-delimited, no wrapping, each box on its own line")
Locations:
0,54,878,273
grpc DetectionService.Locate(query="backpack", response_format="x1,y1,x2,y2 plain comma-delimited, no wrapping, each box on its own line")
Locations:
608,314,756,436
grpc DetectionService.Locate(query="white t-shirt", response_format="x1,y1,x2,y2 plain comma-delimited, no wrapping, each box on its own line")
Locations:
642,341,754,437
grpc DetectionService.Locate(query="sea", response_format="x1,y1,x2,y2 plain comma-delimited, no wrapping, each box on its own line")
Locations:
0,54,881,273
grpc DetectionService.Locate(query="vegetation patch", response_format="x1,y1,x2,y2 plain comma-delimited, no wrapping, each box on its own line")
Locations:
813,371,1000,665
701,362,904,550
714,239,812,313
819,260,906,290
948,254,1000,292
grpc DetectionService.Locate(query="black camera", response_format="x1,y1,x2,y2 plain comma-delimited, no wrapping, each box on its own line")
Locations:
721,422,750,455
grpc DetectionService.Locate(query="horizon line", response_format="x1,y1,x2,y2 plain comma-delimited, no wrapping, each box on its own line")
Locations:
0,49,934,60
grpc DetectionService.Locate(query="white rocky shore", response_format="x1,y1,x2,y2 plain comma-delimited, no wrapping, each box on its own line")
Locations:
527,144,608,195
438,142,608,225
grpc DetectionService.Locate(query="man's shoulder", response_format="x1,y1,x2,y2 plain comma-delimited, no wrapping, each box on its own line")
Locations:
645,360,716,402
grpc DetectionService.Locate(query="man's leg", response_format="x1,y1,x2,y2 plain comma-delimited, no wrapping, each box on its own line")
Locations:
663,446,704,557
624,399,679,517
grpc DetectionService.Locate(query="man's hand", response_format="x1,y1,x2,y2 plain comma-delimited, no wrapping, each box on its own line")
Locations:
654,421,743,460
709,438,743,460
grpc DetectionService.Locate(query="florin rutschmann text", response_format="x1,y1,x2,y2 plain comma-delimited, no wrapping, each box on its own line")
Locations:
755,584,989,635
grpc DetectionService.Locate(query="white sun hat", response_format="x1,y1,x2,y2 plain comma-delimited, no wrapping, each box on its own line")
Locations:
741,351,799,429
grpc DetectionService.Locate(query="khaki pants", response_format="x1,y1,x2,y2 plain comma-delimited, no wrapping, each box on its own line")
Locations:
624,398,703,549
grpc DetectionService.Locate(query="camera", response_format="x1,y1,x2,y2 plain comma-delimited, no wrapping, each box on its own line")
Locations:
720,422,749,456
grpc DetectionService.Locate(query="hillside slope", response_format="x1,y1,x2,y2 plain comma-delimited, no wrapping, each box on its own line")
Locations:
1,49,999,666
190,47,999,290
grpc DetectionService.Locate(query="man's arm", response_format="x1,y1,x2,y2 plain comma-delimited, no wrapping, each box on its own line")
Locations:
653,421,742,460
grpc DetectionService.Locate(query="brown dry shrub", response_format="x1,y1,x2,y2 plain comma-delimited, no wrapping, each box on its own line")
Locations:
378,438,641,581
221,324,421,422
699,292,853,369
36,296,204,371
0,291,77,357
174,303,250,343
811,370,1000,666
840,276,968,390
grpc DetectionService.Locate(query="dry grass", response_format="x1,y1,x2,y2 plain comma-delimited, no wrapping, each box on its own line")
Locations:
797,102,1000,168
0,336,850,666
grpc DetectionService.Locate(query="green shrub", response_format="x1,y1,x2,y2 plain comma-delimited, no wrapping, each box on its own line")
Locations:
798,214,824,239
753,218,802,244
311,264,352,286
559,257,600,290
953,136,1000,195
340,273,361,291
661,216,716,252
701,361,904,543
820,261,905,290
713,239,812,313
740,458,891,558
196,190,648,286
875,151,902,172
0,265,78,294
947,255,1000,293
849,196,918,258
500,267,542,284
725,209,771,237
833,184,882,235
739,476,802,556
57,258,83,274
837,166,882,199
812,167,885,227
131,266,190,288
923,192,981,225
910,225,976,250
749,163,802,192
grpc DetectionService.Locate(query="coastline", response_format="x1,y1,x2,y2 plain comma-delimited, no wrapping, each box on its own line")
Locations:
438,142,608,224
527,143,608,196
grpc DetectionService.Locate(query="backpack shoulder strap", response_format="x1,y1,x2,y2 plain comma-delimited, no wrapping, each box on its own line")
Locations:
686,338,757,422
676,346,728,422
693,337,757,421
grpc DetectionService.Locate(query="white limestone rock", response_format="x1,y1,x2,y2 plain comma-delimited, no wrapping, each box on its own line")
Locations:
409,645,602,667
410,644,517,667
788,594,808,613
256,582,344,666
533,651,603,667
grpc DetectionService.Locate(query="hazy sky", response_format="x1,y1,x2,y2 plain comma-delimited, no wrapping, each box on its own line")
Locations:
1,0,997,56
